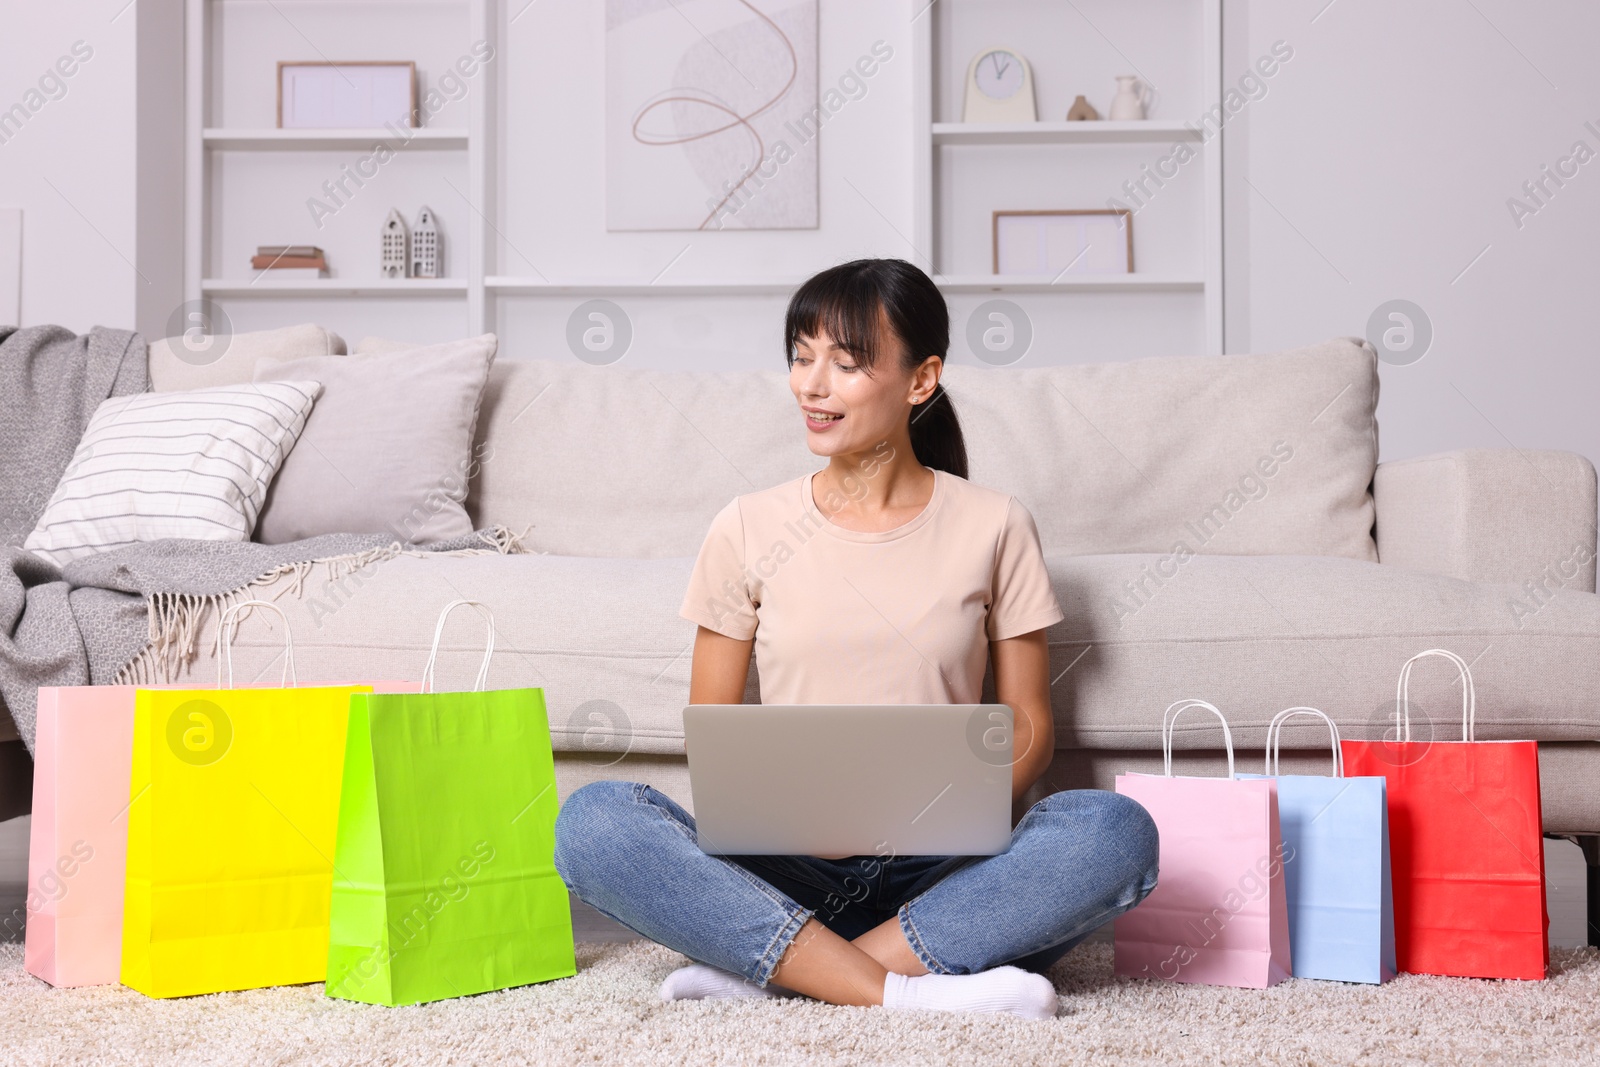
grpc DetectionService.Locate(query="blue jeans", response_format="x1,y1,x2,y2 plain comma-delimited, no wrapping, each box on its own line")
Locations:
554,781,1159,986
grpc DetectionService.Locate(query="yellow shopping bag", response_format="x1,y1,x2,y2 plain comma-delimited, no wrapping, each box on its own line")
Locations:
121,600,370,998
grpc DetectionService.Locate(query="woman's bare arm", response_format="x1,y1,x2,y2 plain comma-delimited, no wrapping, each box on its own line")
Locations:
688,625,755,705
990,627,1056,802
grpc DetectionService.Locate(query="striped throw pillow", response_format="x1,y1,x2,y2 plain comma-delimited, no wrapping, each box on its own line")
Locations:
23,381,323,566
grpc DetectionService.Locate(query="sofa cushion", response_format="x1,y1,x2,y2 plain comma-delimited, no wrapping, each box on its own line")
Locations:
940,337,1379,561
157,549,1600,761
469,360,819,558
352,336,422,356
157,552,744,758
252,335,497,544
467,338,1379,560
148,323,346,392
1045,551,1600,751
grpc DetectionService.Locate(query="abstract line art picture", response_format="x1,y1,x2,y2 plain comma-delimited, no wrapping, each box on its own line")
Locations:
606,0,819,231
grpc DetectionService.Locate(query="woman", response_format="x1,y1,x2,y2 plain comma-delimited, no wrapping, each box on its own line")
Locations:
554,259,1158,1020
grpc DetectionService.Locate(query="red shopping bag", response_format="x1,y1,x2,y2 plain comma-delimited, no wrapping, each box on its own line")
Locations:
1341,649,1547,980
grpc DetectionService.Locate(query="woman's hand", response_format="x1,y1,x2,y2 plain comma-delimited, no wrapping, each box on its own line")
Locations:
990,628,1056,803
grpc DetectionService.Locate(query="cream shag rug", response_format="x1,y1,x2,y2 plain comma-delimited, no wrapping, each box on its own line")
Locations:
2,941,1597,1067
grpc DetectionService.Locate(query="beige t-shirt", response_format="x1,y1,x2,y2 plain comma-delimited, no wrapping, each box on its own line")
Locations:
679,468,1065,705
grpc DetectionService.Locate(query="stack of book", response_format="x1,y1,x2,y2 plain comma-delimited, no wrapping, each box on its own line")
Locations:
252,245,328,279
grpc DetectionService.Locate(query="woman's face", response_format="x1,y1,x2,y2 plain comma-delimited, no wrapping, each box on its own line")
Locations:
789,322,935,459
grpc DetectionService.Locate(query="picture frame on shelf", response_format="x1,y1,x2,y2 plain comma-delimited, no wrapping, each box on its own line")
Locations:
992,209,1134,276
277,61,417,129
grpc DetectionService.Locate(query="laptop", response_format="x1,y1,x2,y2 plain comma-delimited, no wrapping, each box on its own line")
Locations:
683,704,1014,857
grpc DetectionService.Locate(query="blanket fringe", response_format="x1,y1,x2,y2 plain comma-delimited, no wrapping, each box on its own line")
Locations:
112,527,530,685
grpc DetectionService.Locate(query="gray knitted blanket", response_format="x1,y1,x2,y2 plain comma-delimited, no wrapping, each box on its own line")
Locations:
0,324,520,754
0,325,147,547
0,531,517,754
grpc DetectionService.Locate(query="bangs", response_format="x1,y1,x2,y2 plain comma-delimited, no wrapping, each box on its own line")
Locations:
784,267,888,369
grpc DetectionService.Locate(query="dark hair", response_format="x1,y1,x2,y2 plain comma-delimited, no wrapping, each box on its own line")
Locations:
784,259,968,479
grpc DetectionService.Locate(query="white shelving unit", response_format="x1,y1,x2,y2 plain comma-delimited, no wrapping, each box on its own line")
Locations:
485,274,1205,297
915,0,1224,354
933,274,1205,294
184,0,1223,359
930,121,1203,147
201,277,469,297
487,277,807,298
200,128,470,151
183,0,491,336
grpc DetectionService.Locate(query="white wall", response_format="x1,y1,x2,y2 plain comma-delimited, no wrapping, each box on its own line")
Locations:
0,0,181,340
134,0,185,342
489,0,917,368
8,0,1600,480
1224,0,1600,469
0,2,138,332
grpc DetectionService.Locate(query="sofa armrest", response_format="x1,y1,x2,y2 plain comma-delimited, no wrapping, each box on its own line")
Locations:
1374,448,1597,591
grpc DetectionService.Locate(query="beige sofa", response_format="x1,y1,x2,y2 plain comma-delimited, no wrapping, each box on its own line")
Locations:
7,330,1598,933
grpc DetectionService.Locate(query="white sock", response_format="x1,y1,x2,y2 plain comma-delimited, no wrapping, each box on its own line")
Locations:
880,966,1057,1021
659,963,794,1002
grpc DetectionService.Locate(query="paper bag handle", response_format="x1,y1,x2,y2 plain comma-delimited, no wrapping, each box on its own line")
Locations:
216,599,298,689
1162,699,1235,779
1396,648,1475,743
420,599,495,693
1264,706,1342,777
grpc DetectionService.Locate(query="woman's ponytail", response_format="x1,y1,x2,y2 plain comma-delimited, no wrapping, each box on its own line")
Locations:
908,382,968,480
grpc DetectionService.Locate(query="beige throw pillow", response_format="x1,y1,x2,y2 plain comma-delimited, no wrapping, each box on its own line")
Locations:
353,336,421,356
252,334,497,545
148,323,346,392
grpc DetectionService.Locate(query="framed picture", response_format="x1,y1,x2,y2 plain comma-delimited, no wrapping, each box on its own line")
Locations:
277,62,417,129
605,0,819,231
992,209,1134,276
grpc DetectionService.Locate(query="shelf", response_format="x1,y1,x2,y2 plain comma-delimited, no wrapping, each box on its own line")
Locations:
933,274,1206,294
486,275,1203,296
202,128,469,151
201,278,469,297
487,276,804,296
931,121,1202,147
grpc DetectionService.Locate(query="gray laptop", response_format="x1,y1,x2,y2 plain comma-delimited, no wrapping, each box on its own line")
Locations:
683,704,1014,857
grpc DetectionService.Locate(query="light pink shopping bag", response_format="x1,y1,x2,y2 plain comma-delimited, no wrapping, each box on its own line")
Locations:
25,685,140,986
25,599,413,988
1113,699,1292,989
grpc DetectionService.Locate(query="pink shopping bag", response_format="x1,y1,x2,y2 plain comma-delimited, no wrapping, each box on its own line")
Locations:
25,599,412,989
24,685,140,987
1113,699,1293,989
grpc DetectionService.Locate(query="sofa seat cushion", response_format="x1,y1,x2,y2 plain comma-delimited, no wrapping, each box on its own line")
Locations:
1049,552,1600,751
162,550,1600,759
165,552,731,759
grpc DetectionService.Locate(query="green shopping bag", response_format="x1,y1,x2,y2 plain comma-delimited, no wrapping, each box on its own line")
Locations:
323,600,576,1006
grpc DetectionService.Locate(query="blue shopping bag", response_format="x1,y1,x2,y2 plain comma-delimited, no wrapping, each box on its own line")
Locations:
1240,707,1395,984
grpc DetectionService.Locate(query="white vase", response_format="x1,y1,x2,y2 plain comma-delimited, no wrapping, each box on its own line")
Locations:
1108,75,1149,120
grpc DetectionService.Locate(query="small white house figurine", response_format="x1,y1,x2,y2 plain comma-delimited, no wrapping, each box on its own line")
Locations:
411,206,441,279
381,209,409,279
